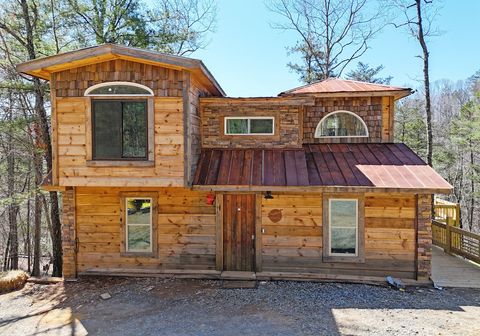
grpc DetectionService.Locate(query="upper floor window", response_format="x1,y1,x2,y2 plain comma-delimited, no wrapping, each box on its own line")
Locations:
85,82,154,96
93,100,148,160
315,111,368,138
225,116,274,135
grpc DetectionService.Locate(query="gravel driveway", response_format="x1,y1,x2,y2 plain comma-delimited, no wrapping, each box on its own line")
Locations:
1,277,479,336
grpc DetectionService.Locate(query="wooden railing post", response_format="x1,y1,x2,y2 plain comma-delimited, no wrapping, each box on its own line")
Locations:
445,216,452,254
455,203,461,227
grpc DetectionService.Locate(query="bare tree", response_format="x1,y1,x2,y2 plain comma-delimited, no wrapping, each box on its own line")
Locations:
388,0,441,167
0,0,64,276
67,0,217,55
268,0,384,83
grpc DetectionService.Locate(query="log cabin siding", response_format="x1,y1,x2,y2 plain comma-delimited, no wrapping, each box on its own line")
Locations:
56,97,184,187
75,187,216,272
260,193,417,279
200,103,301,148
199,95,394,149
186,78,212,184
51,59,183,97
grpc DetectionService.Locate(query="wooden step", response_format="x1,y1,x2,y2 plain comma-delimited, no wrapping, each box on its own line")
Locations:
220,271,256,280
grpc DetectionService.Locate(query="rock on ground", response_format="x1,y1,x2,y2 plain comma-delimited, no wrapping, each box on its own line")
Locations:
0,277,479,336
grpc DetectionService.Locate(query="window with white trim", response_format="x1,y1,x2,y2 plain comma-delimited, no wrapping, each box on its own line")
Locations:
85,82,154,96
329,199,358,256
125,198,153,253
315,111,368,138
224,117,274,135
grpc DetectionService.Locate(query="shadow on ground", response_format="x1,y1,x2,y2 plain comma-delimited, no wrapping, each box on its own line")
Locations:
1,277,480,336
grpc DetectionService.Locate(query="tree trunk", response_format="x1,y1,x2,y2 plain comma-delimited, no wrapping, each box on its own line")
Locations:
27,191,31,273
32,151,42,277
7,98,19,270
20,0,62,276
50,192,62,276
416,0,433,167
3,236,10,271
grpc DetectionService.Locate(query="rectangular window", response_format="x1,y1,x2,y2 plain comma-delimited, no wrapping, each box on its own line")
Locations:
225,117,274,135
329,199,358,256
125,198,152,253
93,100,147,160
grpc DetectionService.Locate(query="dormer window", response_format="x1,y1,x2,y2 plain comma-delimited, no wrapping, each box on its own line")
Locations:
315,111,368,138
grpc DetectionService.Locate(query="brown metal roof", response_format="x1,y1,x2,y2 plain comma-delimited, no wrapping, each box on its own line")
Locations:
279,78,412,99
193,143,452,193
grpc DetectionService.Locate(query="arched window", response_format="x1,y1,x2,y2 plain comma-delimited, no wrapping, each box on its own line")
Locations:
85,82,153,96
315,111,369,138
85,81,154,162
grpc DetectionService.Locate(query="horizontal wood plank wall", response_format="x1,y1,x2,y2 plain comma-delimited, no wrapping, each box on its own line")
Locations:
56,97,184,187
260,192,417,279
52,59,183,97
200,102,301,148
304,97,384,144
76,187,216,272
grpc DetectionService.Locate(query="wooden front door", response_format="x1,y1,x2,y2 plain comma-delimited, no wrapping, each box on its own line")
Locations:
223,194,256,271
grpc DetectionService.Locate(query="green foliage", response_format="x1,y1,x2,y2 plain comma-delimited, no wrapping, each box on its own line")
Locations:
67,0,150,46
345,62,393,84
394,96,427,160
67,0,217,55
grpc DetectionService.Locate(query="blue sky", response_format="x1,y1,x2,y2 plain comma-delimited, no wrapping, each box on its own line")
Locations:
193,0,480,97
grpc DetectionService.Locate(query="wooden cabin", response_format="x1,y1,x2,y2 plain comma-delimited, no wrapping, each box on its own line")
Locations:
17,44,452,284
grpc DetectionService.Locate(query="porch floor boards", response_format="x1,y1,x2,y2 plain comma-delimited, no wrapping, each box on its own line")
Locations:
431,245,480,288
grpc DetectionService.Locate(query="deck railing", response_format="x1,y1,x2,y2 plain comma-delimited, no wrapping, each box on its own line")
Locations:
434,199,461,227
432,200,480,264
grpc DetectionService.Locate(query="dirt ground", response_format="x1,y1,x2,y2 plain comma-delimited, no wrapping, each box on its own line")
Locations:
1,277,480,336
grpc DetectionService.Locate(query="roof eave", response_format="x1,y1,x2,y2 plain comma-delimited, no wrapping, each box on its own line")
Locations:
192,184,453,194
278,89,413,100
15,43,225,96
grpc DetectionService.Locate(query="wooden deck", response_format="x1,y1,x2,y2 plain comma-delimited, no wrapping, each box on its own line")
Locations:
431,245,480,288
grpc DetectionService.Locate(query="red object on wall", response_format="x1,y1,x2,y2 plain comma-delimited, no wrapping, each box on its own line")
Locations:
206,193,216,205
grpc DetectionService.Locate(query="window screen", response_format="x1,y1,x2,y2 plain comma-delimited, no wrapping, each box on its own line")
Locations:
93,100,147,160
